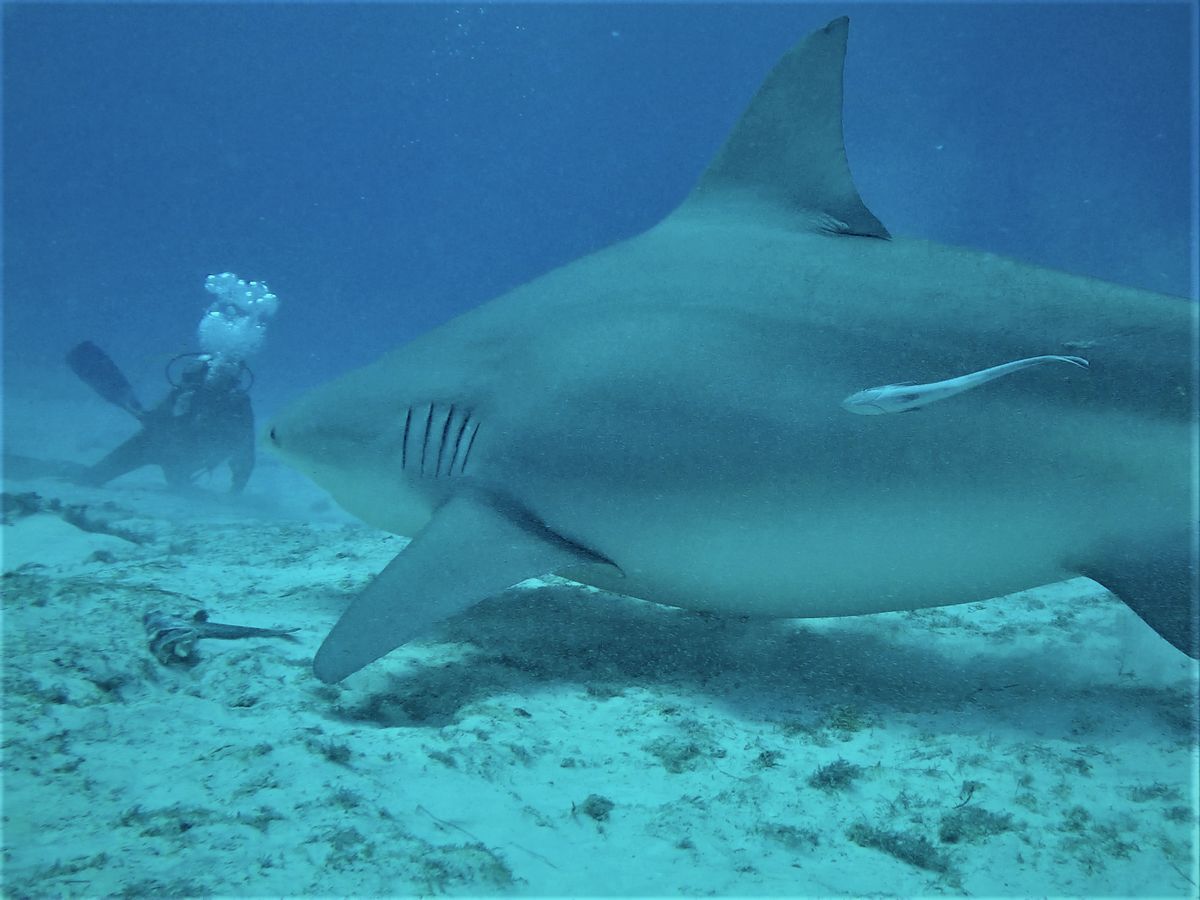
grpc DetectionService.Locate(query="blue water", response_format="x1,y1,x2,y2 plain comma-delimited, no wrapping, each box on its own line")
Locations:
2,5,1197,897
3,3,1193,417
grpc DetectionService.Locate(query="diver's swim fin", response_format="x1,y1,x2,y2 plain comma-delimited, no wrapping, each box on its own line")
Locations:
66,341,145,420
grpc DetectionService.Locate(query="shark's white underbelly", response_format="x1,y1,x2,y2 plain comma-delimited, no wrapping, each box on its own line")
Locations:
534,408,1189,619
557,488,1073,617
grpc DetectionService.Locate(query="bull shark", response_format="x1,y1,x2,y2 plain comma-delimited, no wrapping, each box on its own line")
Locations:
267,17,1197,684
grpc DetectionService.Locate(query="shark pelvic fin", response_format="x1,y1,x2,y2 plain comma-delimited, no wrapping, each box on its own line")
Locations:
682,17,889,239
1071,527,1199,659
313,492,614,683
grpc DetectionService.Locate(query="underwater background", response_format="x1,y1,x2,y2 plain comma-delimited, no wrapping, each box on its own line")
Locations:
2,3,1198,897
3,2,1194,417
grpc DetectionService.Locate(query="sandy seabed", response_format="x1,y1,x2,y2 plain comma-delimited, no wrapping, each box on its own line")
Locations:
1,389,1197,898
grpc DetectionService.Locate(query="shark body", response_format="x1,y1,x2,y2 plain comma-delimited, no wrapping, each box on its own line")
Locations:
268,18,1196,683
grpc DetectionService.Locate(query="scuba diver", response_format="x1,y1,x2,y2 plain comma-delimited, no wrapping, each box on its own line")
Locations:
67,341,256,493
63,272,277,493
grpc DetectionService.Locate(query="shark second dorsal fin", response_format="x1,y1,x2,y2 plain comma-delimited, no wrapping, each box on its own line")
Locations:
681,17,889,239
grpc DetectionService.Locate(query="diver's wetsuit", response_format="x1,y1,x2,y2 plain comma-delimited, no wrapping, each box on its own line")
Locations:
83,368,255,492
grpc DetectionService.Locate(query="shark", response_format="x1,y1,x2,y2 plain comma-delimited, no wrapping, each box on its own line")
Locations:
267,17,1197,683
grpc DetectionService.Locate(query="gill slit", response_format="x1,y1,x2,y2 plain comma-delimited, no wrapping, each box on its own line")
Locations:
401,406,412,471
419,404,434,475
435,405,455,477
460,421,479,474
450,414,470,475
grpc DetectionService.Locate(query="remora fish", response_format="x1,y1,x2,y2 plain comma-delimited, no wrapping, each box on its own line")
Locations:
842,355,1091,415
144,609,299,665
267,18,1197,683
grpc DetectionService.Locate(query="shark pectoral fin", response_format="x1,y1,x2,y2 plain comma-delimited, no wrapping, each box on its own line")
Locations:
313,492,612,683
1071,528,1199,659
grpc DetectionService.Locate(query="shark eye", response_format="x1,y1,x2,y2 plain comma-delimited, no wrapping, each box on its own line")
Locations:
269,425,280,445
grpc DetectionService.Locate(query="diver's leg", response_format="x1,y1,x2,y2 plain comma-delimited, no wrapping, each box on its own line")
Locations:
229,444,255,494
227,404,256,493
81,430,156,486
162,463,197,490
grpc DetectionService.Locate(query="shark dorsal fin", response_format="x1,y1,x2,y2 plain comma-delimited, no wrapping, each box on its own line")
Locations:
680,17,889,239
